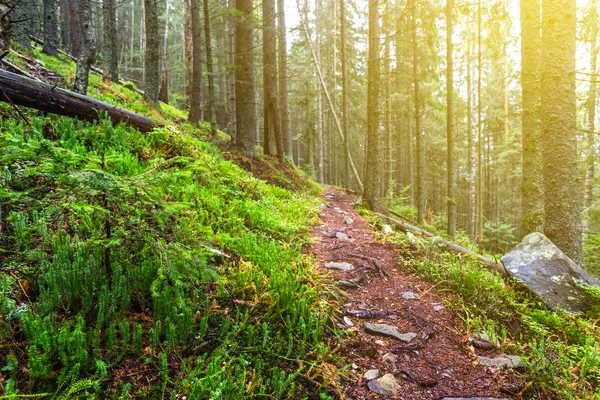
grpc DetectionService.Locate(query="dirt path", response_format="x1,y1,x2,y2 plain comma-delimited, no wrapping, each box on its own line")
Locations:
311,187,520,400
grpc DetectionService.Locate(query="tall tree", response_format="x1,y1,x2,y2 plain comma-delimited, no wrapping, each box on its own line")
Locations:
520,0,544,238
12,0,36,49
411,0,424,223
363,0,380,209
73,0,95,94
42,0,59,56
315,0,324,181
234,0,256,156
103,0,119,81
446,0,456,237
159,0,170,104
204,0,216,134
69,0,83,57
541,0,583,264
339,0,351,187
263,0,283,158
477,0,483,248
278,0,292,158
584,0,598,239
143,0,160,103
189,0,203,123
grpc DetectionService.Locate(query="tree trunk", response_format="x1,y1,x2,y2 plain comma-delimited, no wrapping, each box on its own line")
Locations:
446,0,456,238
102,0,119,81
362,0,380,210
411,0,424,223
69,0,82,57
584,0,598,239
234,0,256,156
315,0,324,181
43,0,59,56
159,0,169,104
204,0,216,134
278,0,292,159
189,0,203,123
227,0,236,139
263,0,283,158
477,0,484,248
467,37,476,239
340,0,351,188
143,0,159,103
541,0,583,265
73,0,95,94
13,0,36,49
520,0,544,239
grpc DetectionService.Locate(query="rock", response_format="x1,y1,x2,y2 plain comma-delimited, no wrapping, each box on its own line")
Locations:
343,316,353,326
352,363,359,369
336,231,351,240
364,369,380,380
433,305,445,311
501,232,600,312
363,322,417,342
383,225,394,234
319,203,327,209
375,340,385,346
401,291,420,300
442,398,509,400
367,374,401,396
382,352,398,364
344,216,354,224
324,261,354,271
477,355,523,369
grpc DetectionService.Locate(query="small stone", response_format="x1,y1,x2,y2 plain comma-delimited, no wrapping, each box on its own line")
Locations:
383,225,394,234
382,352,398,364
364,369,380,380
433,305,445,311
442,398,509,400
364,322,418,342
367,374,401,396
375,340,385,346
324,261,354,271
352,363,359,369
319,203,327,209
401,291,420,300
477,355,523,369
344,216,354,224
336,231,350,240
343,316,353,326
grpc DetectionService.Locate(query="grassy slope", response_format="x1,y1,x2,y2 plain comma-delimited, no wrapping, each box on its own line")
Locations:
0,50,337,398
361,210,600,399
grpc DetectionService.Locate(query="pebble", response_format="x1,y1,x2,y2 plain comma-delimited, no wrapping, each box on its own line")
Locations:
343,316,353,326
477,355,523,369
434,305,445,311
382,352,398,364
344,216,354,224
401,291,420,300
383,225,394,234
336,231,351,240
363,369,380,380
324,261,354,271
367,374,401,396
442,398,509,400
364,322,418,342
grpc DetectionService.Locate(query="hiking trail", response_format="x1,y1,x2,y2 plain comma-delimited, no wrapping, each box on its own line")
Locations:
310,187,522,399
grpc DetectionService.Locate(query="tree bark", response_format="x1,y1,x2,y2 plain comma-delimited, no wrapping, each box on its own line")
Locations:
43,0,59,56
102,0,119,81
234,0,256,156
263,0,283,158
143,0,159,103
73,0,95,95
446,0,456,238
0,69,154,131
520,0,544,239
189,0,203,123
69,0,82,57
278,0,292,159
363,0,380,210
411,0,424,223
340,0,351,188
584,0,598,239
13,0,36,49
541,0,583,265
159,0,169,104
204,0,216,134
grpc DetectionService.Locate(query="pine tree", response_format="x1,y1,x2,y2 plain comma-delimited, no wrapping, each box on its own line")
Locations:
73,0,95,94
143,0,160,103
42,0,59,56
541,0,583,264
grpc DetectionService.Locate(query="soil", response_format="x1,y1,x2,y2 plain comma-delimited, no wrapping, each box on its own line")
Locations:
310,187,523,400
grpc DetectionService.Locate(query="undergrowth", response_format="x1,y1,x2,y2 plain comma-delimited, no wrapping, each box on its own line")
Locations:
361,209,600,399
0,48,337,399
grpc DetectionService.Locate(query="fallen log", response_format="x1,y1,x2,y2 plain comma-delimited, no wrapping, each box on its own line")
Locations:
375,212,508,278
0,68,155,132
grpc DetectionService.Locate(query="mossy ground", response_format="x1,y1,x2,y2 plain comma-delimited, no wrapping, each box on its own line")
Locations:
0,48,338,398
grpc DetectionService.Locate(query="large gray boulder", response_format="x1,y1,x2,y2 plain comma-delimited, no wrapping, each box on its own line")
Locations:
502,232,600,312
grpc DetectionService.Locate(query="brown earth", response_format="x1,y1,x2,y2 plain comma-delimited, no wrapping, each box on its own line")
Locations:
310,187,523,400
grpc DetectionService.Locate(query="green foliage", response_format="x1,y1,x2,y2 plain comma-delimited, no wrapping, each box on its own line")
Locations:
482,220,516,254
374,216,600,399
0,83,333,397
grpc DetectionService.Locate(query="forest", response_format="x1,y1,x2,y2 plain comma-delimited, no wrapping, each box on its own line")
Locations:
1,0,600,398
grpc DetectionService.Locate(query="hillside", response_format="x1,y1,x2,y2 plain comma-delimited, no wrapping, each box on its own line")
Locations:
0,49,336,398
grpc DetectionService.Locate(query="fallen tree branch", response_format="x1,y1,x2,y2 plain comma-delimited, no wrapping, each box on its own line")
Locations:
375,212,508,278
0,68,155,132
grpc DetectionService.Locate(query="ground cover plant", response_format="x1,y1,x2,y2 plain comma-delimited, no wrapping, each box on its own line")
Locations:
0,52,338,398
